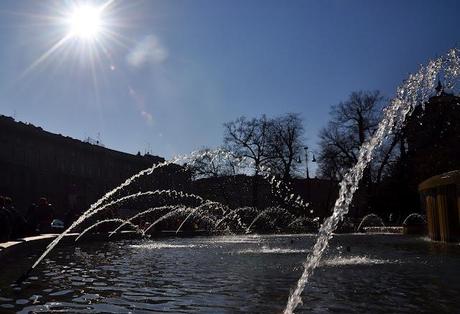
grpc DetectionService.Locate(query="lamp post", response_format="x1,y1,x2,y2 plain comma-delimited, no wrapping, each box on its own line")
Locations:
303,146,316,179
304,146,310,179
304,146,317,206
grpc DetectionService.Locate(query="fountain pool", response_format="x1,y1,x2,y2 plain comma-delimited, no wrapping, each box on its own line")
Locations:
2,49,459,313
1,234,459,313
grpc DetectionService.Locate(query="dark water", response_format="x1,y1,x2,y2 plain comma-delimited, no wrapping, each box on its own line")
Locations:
1,234,459,313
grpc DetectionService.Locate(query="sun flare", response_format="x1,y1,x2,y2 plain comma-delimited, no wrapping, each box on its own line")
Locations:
19,0,120,79
67,5,103,40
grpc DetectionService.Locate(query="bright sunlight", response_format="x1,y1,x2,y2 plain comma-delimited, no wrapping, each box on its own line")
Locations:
67,5,103,40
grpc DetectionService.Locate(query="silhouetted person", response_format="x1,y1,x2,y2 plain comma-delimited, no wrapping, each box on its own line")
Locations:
64,195,85,228
3,196,27,239
26,202,39,235
0,196,12,242
36,197,54,233
64,207,77,229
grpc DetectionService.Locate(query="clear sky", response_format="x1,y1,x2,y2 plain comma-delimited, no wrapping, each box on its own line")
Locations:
0,0,459,163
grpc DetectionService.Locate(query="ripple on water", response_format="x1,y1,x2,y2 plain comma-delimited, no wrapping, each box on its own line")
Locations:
2,234,460,314
130,243,200,249
0,303,14,309
321,255,398,267
15,299,29,305
207,236,264,244
236,246,310,255
48,289,74,297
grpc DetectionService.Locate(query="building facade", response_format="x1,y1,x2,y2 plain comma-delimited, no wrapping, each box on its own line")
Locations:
0,115,188,217
405,87,460,185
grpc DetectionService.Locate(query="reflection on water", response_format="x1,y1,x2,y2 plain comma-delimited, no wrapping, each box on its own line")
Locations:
322,256,394,267
236,245,310,255
0,234,460,313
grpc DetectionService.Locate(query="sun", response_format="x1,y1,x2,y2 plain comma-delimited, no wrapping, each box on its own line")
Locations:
67,5,103,40
19,0,118,79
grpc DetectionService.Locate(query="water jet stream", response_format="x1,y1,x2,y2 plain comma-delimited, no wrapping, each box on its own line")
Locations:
356,213,385,232
142,207,194,234
76,218,144,242
108,205,181,237
283,49,459,314
245,207,294,233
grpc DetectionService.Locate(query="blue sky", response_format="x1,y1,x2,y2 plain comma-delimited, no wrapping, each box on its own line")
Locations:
0,0,459,165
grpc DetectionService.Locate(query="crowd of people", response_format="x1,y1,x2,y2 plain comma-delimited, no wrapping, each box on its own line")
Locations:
0,196,55,242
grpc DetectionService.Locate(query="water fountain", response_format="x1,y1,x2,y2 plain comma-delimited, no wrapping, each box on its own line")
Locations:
283,48,460,314
402,213,427,226
356,213,385,232
18,148,314,279
1,49,460,313
402,212,427,235
246,207,296,233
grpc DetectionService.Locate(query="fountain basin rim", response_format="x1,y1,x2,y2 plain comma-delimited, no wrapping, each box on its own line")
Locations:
418,169,460,191
363,226,404,234
0,231,140,262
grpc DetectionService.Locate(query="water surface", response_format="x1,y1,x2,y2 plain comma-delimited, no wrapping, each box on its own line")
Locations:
1,234,459,313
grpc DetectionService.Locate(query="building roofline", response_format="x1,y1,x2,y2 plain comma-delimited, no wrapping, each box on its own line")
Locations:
0,114,165,162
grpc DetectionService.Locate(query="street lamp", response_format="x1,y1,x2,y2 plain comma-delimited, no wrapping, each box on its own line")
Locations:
303,146,317,179
304,146,309,179
303,146,317,207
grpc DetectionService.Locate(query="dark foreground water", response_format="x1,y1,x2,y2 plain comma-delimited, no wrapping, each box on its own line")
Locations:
0,234,459,313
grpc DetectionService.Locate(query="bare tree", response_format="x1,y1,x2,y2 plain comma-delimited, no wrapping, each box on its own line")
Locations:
223,115,272,207
223,114,306,206
267,113,305,180
317,122,356,180
223,115,272,176
317,90,385,181
317,90,406,217
189,148,239,180
188,148,243,206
